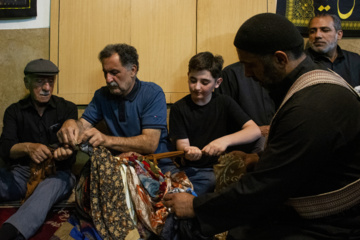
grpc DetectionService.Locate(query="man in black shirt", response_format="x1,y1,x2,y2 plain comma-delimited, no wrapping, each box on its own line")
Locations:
306,13,360,89
215,62,275,138
0,59,78,240
163,13,360,239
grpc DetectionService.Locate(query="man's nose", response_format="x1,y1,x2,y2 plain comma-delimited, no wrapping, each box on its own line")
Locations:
314,30,322,38
105,73,113,83
42,82,51,90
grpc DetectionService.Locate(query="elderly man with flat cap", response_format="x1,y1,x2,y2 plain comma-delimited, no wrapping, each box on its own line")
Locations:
0,59,77,240
163,13,360,239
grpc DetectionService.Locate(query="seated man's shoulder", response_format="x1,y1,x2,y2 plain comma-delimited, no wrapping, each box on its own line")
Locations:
140,80,164,93
342,48,360,59
52,95,76,108
5,96,30,113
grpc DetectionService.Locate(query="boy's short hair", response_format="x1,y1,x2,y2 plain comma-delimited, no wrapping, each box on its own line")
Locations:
188,52,224,79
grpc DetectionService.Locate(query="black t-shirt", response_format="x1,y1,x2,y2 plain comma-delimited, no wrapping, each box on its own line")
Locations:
169,93,251,168
216,62,275,126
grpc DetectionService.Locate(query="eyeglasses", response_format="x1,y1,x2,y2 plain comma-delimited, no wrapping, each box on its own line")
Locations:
31,77,55,86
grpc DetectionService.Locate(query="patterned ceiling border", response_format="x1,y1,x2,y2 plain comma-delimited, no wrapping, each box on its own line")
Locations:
276,0,360,37
0,0,37,18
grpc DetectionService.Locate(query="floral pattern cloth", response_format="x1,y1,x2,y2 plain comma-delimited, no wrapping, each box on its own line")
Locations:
77,146,195,239
90,146,140,240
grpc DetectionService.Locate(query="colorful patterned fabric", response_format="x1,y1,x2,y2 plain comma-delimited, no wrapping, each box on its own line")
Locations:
74,146,195,239
90,146,140,240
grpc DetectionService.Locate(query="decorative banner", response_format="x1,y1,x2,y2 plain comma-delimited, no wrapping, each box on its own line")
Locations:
276,0,360,37
0,0,37,18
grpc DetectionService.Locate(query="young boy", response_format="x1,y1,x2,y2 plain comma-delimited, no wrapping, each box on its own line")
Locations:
169,52,261,195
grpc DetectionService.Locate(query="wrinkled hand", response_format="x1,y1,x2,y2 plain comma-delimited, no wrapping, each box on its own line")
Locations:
27,143,52,164
163,192,195,218
202,139,227,156
184,146,202,161
57,119,80,149
53,147,73,161
80,128,106,148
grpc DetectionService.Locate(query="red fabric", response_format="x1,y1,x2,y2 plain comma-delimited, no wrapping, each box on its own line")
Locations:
0,207,72,240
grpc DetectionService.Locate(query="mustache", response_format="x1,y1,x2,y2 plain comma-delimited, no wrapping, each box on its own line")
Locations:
107,82,119,87
40,91,50,96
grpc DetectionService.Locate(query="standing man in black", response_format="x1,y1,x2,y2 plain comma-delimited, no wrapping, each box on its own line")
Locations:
164,13,360,239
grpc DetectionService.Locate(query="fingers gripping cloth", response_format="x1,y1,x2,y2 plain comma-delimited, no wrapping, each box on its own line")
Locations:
22,147,56,204
213,151,259,192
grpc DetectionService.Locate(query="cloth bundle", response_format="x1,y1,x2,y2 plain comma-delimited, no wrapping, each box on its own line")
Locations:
75,146,194,240
22,147,56,203
213,151,258,192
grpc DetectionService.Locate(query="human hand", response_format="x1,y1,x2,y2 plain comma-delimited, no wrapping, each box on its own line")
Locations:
243,152,259,171
57,119,80,149
163,192,195,218
202,138,227,156
80,128,106,148
26,143,53,164
259,125,270,137
117,152,142,158
183,146,202,161
53,146,73,161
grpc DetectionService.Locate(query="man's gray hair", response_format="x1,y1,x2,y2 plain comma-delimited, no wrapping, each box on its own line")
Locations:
99,43,139,71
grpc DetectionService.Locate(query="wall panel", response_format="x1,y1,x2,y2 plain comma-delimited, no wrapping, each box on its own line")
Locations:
0,28,49,133
197,0,269,67
131,0,196,103
51,0,132,104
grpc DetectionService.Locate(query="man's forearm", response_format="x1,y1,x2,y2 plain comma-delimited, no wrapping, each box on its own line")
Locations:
9,142,30,159
101,128,161,155
103,134,158,155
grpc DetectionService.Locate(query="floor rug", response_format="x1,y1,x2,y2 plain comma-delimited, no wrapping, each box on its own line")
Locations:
0,207,73,240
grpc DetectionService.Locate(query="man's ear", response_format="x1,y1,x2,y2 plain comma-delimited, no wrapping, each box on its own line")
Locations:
337,30,343,40
273,51,289,68
130,64,138,78
214,77,223,88
24,77,30,89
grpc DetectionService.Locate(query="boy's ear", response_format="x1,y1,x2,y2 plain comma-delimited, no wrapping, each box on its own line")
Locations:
214,77,223,88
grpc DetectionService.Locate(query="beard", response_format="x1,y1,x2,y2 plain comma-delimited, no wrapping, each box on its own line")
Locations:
309,35,338,54
259,58,287,90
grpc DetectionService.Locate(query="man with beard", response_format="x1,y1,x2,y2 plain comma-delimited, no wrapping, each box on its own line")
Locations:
306,13,360,88
57,43,173,171
163,13,360,239
0,59,77,240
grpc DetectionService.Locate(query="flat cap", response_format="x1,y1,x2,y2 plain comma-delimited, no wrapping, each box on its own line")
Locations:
234,13,304,54
24,58,59,75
